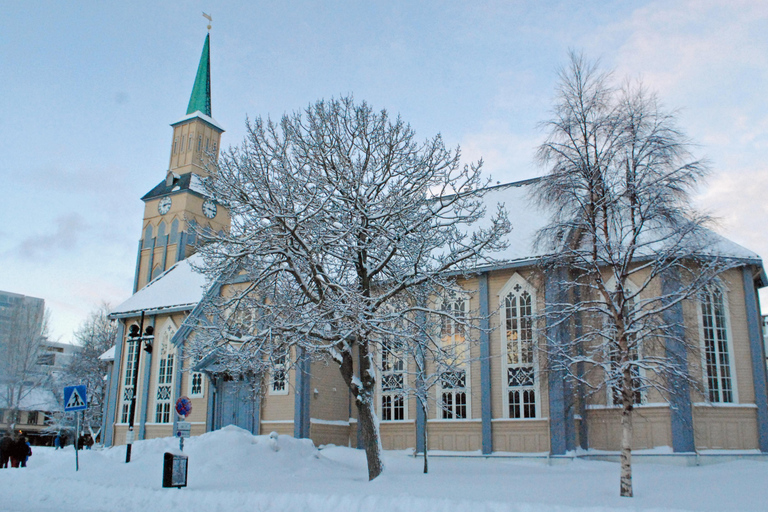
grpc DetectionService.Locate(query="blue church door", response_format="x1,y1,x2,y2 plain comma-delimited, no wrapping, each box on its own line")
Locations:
214,374,261,434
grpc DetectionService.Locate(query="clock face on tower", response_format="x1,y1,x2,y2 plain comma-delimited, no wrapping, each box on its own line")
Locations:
157,196,172,215
202,199,217,219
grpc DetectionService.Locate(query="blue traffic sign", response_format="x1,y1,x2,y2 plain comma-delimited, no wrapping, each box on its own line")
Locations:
63,385,88,412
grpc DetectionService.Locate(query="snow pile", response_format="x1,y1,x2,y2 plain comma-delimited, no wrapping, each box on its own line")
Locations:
3,427,768,511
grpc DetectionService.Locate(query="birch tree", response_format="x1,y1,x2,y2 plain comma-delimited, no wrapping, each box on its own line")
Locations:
62,303,117,440
192,96,509,480
535,52,733,497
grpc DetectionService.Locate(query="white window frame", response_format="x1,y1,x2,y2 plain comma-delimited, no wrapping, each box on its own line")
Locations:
119,325,140,424
153,319,177,424
698,281,738,404
269,347,289,396
499,273,539,419
436,294,471,420
189,372,205,398
378,339,407,421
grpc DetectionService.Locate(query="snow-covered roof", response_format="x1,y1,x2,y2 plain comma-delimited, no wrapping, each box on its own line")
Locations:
110,253,208,318
189,173,210,197
472,179,761,268
0,386,60,412
171,110,225,132
98,345,116,362
470,179,550,266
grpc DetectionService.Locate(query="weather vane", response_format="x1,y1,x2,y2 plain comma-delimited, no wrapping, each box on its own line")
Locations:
203,12,212,31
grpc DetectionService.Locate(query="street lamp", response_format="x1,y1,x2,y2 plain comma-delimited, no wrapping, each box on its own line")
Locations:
125,311,154,463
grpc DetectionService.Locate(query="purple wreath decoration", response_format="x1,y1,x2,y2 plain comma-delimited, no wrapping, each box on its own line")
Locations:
175,396,193,418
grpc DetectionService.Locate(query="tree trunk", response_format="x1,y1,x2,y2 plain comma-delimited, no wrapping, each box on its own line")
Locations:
338,349,384,481
421,398,428,474
355,390,384,481
620,395,633,497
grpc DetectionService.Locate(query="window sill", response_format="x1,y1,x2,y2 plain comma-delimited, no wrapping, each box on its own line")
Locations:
428,418,481,423
693,402,756,408
491,417,548,422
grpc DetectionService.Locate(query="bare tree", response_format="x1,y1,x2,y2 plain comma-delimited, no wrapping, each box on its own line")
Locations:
0,304,51,433
534,52,733,497
62,303,117,440
191,96,509,480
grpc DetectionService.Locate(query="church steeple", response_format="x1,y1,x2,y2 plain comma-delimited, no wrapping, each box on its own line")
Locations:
186,33,211,117
166,34,224,178
132,31,229,292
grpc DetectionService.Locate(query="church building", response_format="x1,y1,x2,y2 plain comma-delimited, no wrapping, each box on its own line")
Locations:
104,33,768,458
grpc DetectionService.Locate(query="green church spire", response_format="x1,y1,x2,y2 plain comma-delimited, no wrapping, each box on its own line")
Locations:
186,33,211,117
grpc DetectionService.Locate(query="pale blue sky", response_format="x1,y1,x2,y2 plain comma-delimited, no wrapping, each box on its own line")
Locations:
1,1,767,341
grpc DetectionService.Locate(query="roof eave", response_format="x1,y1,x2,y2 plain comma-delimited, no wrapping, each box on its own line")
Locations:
109,303,198,320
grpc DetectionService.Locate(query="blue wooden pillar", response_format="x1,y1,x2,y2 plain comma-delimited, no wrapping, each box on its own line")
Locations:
661,269,696,452
132,241,142,293
545,268,574,454
206,375,216,433
104,321,126,447
176,231,187,263
742,266,768,452
145,238,156,284
478,272,493,454
293,348,311,439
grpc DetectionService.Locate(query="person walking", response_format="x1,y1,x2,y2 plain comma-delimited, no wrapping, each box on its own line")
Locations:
54,434,61,450
19,437,31,467
0,435,12,468
9,436,22,468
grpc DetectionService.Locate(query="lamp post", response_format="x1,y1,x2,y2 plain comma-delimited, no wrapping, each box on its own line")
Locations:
125,311,154,463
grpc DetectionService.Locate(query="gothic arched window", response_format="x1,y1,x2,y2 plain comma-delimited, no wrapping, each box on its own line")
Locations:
500,274,537,419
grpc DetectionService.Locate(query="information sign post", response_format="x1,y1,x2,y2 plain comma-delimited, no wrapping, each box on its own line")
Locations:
174,396,193,451
63,385,88,471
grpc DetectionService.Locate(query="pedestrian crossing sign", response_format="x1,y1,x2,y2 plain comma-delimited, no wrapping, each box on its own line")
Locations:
64,385,88,412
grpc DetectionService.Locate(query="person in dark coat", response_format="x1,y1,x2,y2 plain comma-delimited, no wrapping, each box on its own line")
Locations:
19,437,31,467
54,434,61,450
0,435,12,468
9,437,23,468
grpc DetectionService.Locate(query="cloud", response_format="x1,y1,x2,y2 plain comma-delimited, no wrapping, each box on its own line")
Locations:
13,213,88,261
696,164,768,261
577,0,768,267
461,120,544,183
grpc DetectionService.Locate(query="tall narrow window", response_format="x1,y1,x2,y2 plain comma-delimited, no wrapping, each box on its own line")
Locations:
381,340,405,420
198,135,202,152
143,224,153,249
270,348,288,395
121,332,139,423
173,137,178,154
439,295,469,419
701,285,734,403
188,135,193,152
154,322,176,423
189,372,204,398
502,276,537,418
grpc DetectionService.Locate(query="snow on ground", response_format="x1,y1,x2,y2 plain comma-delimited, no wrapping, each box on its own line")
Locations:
2,426,767,512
